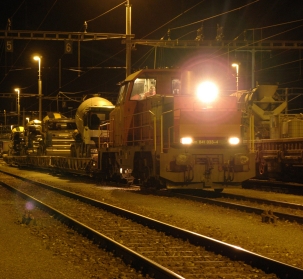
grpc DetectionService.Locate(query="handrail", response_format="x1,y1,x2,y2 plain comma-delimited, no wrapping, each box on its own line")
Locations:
124,110,156,148
98,122,111,148
161,110,173,153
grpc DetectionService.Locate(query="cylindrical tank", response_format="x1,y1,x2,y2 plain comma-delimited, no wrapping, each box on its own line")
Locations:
75,97,114,135
288,119,303,138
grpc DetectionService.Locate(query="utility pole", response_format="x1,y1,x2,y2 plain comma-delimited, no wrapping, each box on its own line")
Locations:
125,0,132,77
14,88,20,125
34,56,42,121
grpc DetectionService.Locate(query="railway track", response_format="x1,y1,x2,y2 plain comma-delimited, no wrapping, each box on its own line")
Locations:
1,170,301,278
168,189,303,225
243,179,303,195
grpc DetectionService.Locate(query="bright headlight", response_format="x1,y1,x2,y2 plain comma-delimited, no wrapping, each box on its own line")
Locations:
228,137,240,145
180,137,193,145
196,81,219,103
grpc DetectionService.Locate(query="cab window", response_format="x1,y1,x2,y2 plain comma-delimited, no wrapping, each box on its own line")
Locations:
116,84,129,105
130,78,156,100
172,79,181,95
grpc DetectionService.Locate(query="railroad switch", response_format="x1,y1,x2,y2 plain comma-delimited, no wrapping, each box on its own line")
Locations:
261,210,278,224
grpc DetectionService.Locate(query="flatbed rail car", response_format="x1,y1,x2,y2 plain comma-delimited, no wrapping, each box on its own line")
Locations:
242,85,303,183
4,155,98,176
255,135,303,182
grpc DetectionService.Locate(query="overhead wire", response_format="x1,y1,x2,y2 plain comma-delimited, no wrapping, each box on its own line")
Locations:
25,1,127,109
0,0,59,100
133,0,261,68
142,0,205,39
169,0,260,32
85,1,127,23
46,1,129,100
63,0,208,93
134,0,206,69
246,18,303,31
181,23,303,73
133,47,155,69
6,0,26,20
2,1,303,111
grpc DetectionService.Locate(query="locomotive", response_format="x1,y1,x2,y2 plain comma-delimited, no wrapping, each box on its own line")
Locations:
97,69,256,190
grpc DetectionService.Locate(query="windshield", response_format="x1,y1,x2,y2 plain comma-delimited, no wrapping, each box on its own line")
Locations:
130,78,156,100
48,122,77,131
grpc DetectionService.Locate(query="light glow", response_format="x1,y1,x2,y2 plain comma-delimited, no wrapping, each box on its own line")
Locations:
196,81,219,103
232,63,239,92
180,137,193,145
228,137,240,145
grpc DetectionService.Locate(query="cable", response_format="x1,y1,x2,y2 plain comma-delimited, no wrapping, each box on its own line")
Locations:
85,1,127,23
255,58,303,73
170,0,259,31
0,0,59,91
6,0,26,21
142,0,205,39
43,2,129,98
246,18,303,31
36,0,58,30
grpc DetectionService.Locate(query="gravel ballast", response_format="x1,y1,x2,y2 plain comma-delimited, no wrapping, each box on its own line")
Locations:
1,163,303,278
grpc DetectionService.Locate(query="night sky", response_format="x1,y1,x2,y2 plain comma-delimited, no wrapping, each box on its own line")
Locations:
1,0,303,117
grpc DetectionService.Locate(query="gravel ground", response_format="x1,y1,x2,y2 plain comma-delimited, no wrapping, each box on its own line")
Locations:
1,162,303,278
0,186,152,279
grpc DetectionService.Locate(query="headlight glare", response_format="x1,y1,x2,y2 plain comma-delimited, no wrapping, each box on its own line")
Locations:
196,81,219,103
228,137,240,145
180,137,193,145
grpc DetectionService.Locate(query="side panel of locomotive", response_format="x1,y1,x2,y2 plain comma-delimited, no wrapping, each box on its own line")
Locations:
98,69,255,190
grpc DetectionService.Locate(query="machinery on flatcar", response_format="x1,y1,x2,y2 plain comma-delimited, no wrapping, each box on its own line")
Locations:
71,96,115,158
41,115,77,156
11,114,76,156
97,69,256,190
0,125,11,157
3,97,115,175
21,119,43,155
240,84,303,183
7,126,25,156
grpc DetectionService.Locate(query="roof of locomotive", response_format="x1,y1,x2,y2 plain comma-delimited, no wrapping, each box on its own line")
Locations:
124,68,181,82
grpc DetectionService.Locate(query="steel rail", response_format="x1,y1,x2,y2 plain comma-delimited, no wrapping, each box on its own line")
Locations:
0,181,184,279
219,192,303,210
0,170,303,278
170,191,303,225
243,179,303,195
